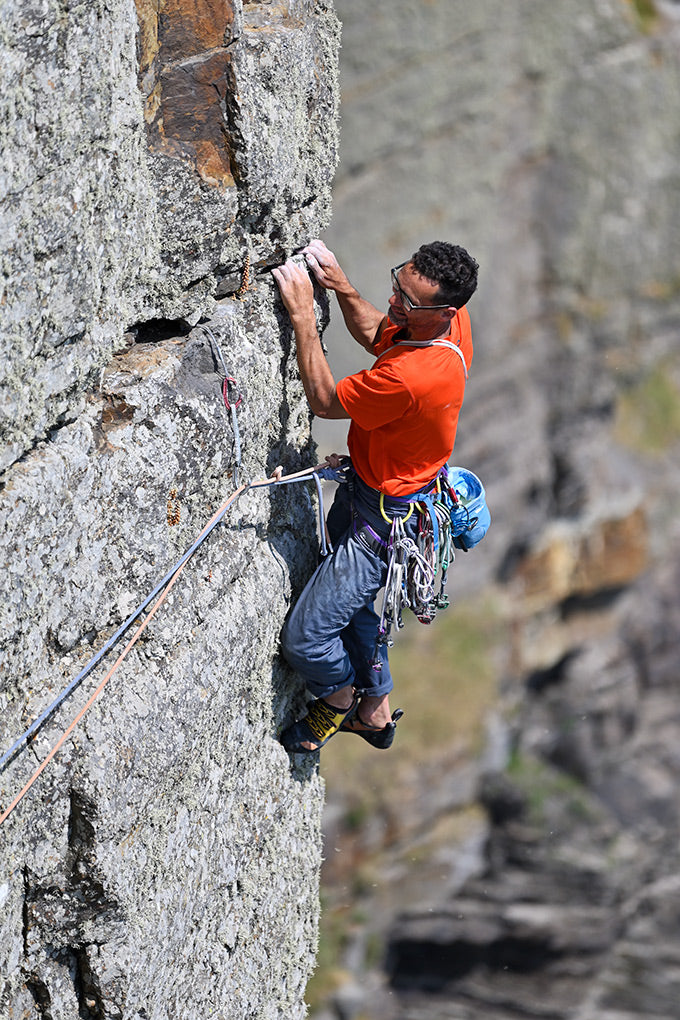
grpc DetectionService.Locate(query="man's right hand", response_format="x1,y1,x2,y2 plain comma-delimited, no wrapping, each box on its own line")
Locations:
302,238,384,353
301,239,350,293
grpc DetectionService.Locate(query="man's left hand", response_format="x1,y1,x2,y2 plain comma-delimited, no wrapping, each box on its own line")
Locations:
272,258,315,323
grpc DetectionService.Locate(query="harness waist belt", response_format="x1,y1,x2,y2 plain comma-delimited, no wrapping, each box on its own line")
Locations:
351,510,390,559
353,470,439,513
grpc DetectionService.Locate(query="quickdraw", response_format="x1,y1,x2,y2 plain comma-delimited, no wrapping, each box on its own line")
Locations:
201,324,243,487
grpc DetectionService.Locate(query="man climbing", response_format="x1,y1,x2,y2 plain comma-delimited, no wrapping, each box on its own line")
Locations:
272,238,478,753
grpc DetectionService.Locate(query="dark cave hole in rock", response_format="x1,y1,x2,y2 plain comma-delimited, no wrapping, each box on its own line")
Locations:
128,318,194,344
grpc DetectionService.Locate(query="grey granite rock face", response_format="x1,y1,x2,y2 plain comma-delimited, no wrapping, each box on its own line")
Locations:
312,1,680,1017
1,1,340,1017
0,0,340,471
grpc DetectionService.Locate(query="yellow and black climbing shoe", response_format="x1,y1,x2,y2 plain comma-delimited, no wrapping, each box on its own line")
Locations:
280,696,358,754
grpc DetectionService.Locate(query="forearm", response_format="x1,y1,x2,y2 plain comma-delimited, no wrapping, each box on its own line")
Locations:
335,286,385,352
291,312,347,419
272,254,350,419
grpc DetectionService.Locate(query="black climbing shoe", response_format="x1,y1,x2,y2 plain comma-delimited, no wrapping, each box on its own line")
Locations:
340,708,404,749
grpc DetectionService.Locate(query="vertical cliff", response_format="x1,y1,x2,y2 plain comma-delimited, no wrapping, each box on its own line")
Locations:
0,2,340,1017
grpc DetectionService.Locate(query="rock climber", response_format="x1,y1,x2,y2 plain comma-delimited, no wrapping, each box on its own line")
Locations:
272,238,479,753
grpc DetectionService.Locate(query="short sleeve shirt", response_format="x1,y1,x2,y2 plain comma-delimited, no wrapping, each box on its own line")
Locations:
336,308,473,496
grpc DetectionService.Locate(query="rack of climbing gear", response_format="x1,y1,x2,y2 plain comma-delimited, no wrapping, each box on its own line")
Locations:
371,465,490,671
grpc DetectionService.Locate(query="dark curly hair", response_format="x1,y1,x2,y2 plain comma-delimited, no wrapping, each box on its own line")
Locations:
411,241,479,308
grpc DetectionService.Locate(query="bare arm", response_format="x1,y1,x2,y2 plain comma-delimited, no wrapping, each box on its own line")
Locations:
271,258,350,420
302,239,384,353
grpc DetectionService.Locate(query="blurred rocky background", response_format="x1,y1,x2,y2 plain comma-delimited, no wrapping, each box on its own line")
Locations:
309,1,680,1019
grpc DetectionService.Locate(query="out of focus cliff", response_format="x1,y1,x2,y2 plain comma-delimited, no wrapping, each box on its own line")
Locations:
313,2,680,1017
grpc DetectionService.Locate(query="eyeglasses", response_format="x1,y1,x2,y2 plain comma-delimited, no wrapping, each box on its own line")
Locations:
390,262,453,312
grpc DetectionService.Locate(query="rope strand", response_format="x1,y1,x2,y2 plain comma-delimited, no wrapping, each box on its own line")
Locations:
0,551,189,826
0,462,335,824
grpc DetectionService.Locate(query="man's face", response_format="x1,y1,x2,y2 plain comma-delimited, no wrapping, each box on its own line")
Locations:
387,261,455,339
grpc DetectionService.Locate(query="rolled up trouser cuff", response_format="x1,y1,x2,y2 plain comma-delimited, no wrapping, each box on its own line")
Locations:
281,640,355,699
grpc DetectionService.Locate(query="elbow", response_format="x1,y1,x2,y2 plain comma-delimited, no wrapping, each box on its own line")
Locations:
310,399,333,419
309,388,345,420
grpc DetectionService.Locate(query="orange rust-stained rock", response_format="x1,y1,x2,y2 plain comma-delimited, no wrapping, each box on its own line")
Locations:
154,52,234,187
158,0,235,62
571,508,648,593
516,506,648,605
133,0,237,189
135,0,161,77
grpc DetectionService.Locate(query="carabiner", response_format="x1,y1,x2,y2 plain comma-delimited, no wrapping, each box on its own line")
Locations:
222,376,243,411
379,492,414,524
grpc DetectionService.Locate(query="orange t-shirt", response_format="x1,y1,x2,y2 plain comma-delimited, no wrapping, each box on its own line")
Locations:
335,308,473,496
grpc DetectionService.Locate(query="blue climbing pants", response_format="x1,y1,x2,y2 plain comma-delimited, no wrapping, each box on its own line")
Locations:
281,471,421,700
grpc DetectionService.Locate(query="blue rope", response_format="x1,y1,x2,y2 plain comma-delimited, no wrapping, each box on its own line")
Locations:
0,488,243,772
1,464,337,773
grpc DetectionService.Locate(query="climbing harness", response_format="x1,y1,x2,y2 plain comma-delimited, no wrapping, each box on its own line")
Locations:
379,491,413,525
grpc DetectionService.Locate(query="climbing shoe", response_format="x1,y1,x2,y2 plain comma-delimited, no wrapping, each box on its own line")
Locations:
340,708,404,750
280,695,358,754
